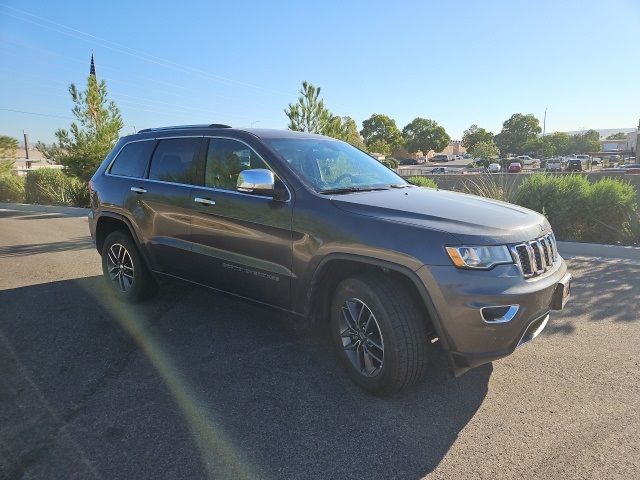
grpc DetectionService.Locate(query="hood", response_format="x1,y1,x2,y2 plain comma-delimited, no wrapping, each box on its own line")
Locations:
330,187,550,245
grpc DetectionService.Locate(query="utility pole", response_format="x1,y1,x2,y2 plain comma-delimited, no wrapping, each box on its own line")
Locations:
23,131,29,159
23,130,31,169
636,118,639,163
541,108,547,160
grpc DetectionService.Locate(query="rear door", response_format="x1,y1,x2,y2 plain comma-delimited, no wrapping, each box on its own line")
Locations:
131,136,204,277
188,137,293,308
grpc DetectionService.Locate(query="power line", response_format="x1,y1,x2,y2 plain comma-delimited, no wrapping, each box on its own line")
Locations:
0,39,282,111
0,5,293,98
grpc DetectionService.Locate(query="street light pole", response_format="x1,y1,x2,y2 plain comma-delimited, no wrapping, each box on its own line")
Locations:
636,118,639,163
541,108,547,160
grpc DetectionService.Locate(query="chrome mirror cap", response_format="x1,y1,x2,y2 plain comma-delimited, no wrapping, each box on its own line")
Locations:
237,169,275,195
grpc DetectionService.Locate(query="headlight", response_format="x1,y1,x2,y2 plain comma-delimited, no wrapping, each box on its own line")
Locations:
445,245,513,269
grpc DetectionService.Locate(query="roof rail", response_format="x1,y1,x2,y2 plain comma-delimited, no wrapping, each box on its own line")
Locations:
137,124,232,133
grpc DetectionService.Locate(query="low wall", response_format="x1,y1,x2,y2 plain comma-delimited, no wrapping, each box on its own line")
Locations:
398,172,640,203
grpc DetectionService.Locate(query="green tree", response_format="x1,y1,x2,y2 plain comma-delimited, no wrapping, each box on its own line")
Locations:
360,114,404,153
570,129,600,154
494,113,541,155
284,81,332,133
462,124,493,151
606,131,627,140
324,115,366,149
469,140,500,164
37,75,123,181
402,117,450,155
0,135,19,175
366,138,392,156
541,132,572,157
0,135,18,159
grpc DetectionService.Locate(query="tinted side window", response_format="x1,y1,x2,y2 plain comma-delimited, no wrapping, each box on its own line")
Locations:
148,137,201,184
205,138,270,190
109,141,155,178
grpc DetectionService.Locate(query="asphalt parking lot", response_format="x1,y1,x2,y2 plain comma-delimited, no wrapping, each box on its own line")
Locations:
1,206,639,479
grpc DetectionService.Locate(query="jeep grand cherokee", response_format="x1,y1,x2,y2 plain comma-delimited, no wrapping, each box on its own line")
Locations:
88,124,571,394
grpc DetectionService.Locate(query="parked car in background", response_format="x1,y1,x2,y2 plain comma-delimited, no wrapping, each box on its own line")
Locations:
399,158,418,165
573,154,591,164
566,159,583,172
430,167,449,174
508,162,522,173
591,157,601,165
487,163,501,173
431,154,451,163
545,159,562,172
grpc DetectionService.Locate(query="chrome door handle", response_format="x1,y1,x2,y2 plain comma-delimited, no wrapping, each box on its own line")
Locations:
130,187,147,194
194,197,215,206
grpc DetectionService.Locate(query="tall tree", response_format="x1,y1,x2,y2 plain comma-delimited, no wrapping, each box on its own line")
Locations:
38,74,123,181
402,118,450,155
0,135,18,160
0,135,19,175
323,115,366,149
570,129,600,154
540,131,572,157
469,140,500,163
284,81,332,133
360,114,404,153
462,124,493,151
606,132,627,140
494,113,541,155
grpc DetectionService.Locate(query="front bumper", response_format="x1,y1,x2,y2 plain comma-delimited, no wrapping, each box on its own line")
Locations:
416,257,569,375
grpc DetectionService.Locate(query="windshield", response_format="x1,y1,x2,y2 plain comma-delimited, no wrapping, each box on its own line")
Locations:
266,138,406,192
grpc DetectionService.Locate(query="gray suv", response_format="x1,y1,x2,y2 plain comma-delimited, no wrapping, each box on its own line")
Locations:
88,125,571,394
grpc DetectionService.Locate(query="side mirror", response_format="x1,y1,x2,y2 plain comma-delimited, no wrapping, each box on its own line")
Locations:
237,169,276,196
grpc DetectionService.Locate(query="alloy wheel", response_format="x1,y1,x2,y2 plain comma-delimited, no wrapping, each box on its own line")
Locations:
339,298,384,377
106,243,135,292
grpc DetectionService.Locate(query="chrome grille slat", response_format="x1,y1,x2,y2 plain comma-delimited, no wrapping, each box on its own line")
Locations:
512,233,558,278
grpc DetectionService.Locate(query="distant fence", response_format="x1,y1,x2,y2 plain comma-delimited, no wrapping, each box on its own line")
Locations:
397,171,640,203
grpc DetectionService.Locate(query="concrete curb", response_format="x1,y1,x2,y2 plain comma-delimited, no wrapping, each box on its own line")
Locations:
557,241,640,261
0,202,89,217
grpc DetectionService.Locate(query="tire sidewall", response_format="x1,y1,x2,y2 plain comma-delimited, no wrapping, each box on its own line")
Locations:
330,277,405,393
101,231,147,302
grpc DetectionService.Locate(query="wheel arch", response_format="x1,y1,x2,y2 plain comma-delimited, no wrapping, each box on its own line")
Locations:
95,212,153,271
305,254,450,352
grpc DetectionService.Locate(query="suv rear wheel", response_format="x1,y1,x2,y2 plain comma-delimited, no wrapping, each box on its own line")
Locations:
330,273,430,395
101,230,157,302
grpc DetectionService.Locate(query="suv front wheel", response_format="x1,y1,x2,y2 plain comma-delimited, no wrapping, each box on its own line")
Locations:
101,230,157,303
330,273,430,395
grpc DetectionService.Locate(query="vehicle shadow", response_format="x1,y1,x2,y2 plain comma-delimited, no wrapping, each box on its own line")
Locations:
0,275,490,479
544,257,640,336
0,237,94,257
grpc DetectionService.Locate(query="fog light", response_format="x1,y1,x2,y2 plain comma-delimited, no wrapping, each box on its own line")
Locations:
481,305,519,323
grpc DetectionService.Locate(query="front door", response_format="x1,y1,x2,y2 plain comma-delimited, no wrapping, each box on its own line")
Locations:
189,137,293,308
134,136,203,277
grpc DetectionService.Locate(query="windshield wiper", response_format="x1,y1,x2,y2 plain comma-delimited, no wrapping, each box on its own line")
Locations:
388,183,410,188
319,186,390,195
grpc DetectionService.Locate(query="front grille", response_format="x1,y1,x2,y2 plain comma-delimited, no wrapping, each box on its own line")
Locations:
511,233,558,278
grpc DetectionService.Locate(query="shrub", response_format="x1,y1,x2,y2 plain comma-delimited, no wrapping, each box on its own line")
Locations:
25,168,89,207
514,173,637,244
462,173,518,202
407,176,437,188
585,177,637,243
381,157,399,169
0,174,26,202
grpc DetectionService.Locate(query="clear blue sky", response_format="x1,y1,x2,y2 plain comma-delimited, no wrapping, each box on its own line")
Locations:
1,0,639,144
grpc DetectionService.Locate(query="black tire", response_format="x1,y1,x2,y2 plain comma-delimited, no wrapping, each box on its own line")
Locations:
330,273,430,395
101,230,157,303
